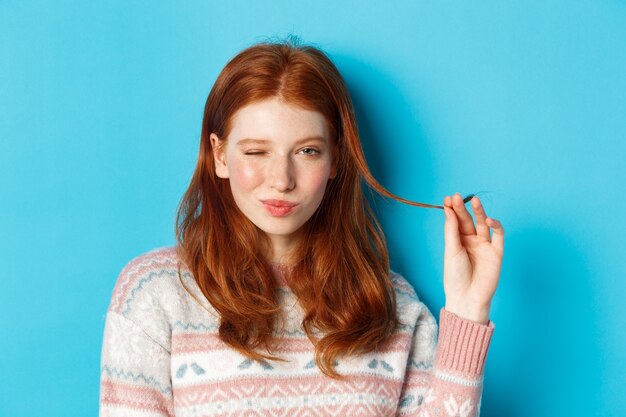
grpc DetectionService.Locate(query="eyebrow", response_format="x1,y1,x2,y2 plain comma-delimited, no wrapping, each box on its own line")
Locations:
236,136,327,147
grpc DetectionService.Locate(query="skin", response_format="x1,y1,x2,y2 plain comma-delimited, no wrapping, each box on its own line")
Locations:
443,193,505,324
210,98,337,264
212,97,505,324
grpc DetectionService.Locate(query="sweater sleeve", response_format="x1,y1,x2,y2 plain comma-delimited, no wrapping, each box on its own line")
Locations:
397,308,494,417
99,311,174,417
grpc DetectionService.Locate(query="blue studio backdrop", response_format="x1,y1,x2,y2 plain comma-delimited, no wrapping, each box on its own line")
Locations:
1,1,624,416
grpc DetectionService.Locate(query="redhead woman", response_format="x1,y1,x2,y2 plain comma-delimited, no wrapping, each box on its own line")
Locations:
99,40,504,417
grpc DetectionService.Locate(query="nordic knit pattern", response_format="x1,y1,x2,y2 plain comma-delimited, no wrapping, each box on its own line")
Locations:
99,247,494,417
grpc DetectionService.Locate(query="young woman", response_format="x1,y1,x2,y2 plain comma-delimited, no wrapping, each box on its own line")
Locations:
100,40,504,417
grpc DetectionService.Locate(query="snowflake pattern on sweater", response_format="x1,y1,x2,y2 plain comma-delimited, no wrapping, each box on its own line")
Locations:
100,247,494,417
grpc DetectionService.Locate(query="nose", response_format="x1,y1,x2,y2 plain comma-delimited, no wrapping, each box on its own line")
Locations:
268,154,295,192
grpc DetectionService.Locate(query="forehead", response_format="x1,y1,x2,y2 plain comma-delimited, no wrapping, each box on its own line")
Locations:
227,98,330,143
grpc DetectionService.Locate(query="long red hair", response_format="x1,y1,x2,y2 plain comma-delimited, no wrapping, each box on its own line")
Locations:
176,39,447,377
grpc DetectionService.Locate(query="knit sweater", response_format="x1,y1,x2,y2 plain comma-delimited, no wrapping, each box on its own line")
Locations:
99,247,494,417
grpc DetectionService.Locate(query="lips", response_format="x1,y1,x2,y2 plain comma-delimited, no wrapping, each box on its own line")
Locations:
261,199,299,217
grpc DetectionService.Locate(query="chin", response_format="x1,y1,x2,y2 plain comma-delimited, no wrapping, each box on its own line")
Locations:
257,222,307,240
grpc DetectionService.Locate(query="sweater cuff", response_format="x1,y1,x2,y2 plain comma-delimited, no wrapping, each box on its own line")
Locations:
434,308,495,378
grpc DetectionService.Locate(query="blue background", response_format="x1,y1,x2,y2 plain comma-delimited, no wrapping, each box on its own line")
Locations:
1,1,624,416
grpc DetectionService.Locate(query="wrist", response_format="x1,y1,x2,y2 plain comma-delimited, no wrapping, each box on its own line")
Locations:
444,303,491,325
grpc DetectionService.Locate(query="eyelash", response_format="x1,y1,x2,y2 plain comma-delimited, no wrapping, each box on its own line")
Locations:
299,147,321,155
243,148,321,156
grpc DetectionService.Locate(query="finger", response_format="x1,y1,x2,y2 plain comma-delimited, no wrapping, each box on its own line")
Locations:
452,192,476,236
471,196,490,240
443,198,463,254
487,217,505,253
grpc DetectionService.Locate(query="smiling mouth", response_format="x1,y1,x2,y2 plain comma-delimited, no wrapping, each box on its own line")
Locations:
261,200,299,217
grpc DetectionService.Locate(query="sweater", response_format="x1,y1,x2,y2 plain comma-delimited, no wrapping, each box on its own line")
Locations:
99,247,494,417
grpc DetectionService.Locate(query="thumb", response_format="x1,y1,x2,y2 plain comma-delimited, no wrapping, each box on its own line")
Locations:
444,206,463,255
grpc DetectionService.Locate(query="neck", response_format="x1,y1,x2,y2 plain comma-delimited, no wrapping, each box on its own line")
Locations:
266,233,301,264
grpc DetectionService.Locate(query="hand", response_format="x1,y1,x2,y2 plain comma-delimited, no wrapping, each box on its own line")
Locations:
442,193,504,324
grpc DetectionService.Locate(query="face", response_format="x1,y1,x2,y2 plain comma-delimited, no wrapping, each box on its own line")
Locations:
211,97,337,260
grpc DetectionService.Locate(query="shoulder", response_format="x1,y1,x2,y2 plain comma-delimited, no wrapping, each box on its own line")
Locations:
107,246,186,319
103,246,188,350
389,270,437,328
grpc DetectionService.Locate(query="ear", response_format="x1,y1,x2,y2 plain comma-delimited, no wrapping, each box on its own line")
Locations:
210,133,229,179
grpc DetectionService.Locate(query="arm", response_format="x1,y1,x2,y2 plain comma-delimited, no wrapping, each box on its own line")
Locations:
99,249,179,416
397,308,494,417
398,194,503,416
100,311,174,417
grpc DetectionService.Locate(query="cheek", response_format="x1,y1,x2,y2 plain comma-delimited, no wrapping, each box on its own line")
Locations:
302,166,333,197
228,158,262,191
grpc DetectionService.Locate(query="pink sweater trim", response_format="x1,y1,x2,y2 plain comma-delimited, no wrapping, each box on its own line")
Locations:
435,308,495,378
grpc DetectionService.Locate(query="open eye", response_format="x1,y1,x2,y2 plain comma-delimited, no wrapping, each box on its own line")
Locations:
299,147,321,156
